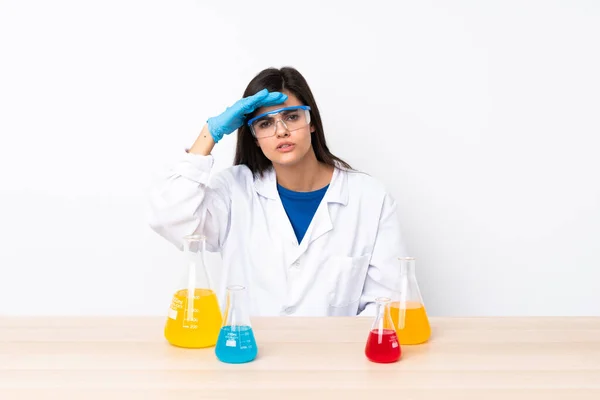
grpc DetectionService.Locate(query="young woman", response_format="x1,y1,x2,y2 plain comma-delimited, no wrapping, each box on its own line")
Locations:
148,67,408,316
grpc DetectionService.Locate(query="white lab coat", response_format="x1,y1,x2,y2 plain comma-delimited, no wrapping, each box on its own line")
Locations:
147,152,408,317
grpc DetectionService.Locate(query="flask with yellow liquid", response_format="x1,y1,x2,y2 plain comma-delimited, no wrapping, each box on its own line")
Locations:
164,234,222,348
390,257,431,345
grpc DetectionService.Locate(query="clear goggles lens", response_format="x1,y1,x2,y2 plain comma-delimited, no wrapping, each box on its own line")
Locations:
247,105,311,138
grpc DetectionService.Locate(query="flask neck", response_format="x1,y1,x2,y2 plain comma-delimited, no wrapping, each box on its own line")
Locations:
399,257,416,277
227,286,242,309
224,285,250,327
375,298,389,317
183,234,206,254
396,257,424,305
373,297,394,330
182,234,211,290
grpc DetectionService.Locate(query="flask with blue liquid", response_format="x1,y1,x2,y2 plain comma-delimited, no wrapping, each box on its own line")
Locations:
215,285,258,363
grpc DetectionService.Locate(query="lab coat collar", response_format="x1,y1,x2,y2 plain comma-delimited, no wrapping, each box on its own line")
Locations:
254,165,349,205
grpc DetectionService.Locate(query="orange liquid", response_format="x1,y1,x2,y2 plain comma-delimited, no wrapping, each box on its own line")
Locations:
164,288,222,348
390,301,431,345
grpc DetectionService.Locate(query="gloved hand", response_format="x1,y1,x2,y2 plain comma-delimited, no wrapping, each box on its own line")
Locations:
207,89,288,143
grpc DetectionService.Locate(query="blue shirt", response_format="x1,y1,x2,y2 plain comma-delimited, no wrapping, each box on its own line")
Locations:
277,183,329,244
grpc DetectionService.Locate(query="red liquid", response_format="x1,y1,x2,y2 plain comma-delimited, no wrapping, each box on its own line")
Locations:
365,329,401,363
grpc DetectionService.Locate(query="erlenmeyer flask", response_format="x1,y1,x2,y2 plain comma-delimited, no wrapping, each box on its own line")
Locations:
391,257,431,345
164,234,222,348
364,297,401,363
215,285,258,363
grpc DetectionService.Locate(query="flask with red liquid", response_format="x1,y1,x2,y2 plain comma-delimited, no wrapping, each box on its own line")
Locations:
364,297,401,363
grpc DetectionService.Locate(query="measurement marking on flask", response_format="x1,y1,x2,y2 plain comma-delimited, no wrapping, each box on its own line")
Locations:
226,339,237,347
168,309,177,320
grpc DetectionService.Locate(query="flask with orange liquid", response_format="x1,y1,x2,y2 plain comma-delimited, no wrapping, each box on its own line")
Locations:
164,234,222,348
390,257,431,345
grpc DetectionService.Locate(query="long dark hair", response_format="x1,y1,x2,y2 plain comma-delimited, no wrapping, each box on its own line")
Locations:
234,67,352,177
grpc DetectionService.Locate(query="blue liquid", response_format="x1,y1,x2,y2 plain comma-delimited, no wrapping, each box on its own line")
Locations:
215,325,258,363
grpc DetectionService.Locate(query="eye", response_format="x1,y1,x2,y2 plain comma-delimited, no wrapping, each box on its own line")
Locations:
257,120,272,129
285,113,299,122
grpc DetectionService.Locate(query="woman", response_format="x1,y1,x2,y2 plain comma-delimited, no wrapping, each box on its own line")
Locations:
148,66,408,316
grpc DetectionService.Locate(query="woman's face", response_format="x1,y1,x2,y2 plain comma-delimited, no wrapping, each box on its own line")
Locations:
253,91,314,168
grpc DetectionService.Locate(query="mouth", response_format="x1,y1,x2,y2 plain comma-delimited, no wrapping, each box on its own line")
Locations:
276,142,295,152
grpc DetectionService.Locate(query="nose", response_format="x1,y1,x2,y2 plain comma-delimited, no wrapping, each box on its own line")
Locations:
274,119,290,137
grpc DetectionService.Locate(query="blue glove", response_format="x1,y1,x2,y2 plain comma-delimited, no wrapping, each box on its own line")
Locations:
207,89,288,143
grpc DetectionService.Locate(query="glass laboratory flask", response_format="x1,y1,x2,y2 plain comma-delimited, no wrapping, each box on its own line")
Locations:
364,297,401,363
215,285,258,363
391,257,431,345
164,234,222,348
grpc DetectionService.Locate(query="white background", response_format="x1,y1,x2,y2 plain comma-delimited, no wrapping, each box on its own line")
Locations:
1,0,598,316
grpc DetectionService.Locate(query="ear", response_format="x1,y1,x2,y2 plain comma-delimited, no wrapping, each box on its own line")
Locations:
310,123,315,133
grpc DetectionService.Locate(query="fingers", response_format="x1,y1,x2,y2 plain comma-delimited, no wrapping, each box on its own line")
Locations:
240,90,288,114
237,89,266,112
249,88,269,102
258,92,288,108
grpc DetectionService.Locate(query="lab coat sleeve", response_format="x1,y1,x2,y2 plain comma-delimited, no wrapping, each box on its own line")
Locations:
358,193,408,316
147,151,231,252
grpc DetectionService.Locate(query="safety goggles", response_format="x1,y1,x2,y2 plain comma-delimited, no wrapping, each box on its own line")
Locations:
247,105,311,138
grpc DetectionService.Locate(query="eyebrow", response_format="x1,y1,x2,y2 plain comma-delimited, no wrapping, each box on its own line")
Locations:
255,114,274,122
255,108,299,121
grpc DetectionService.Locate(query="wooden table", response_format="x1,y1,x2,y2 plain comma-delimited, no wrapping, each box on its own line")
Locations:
1,317,599,399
